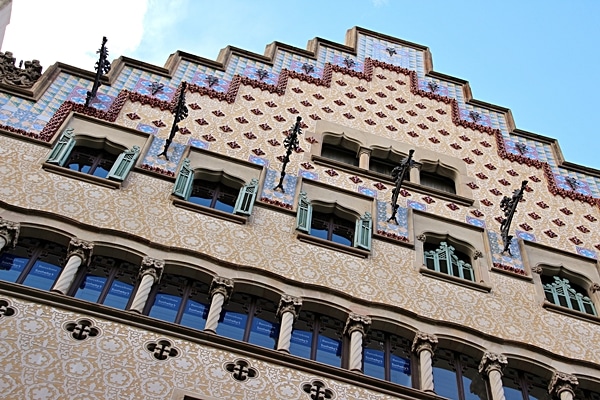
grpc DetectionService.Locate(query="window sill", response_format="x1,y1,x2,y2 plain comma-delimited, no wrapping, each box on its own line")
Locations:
543,301,600,324
296,232,369,258
173,198,247,225
311,156,473,206
419,266,491,293
43,162,121,189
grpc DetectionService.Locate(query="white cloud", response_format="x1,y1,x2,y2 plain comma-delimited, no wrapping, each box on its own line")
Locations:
2,0,148,72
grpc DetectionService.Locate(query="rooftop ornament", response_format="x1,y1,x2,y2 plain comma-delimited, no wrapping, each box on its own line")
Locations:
85,36,111,107
157,82,189,160
273,116,302,193
388,149,416,223
499,180,528,255
0,51,43,88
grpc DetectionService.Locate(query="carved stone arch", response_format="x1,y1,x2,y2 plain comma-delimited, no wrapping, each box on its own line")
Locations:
72,134,129,156
417,158,459,194
419,231,479,263
500,355,555,388
321,132,363,154
536,263,594,292
89,241,146,266
369,145,409,164
159,261,216,284
368,316,419,340
298,297,353,322
310,200,362,223
536,263,598,316
193,168,246,191
227,278,284,304
17,224,73,248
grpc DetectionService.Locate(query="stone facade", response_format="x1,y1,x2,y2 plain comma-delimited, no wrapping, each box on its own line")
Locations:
0,27,599,399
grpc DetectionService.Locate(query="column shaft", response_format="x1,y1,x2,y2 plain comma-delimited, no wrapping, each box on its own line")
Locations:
276,311,295,352
348,330,364,372
204,292,225,333
419,349,434,392
129,274,155,313
51,254,83,294
488,369,506,400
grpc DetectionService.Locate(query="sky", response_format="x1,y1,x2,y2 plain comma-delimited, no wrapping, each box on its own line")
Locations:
3,0,599,169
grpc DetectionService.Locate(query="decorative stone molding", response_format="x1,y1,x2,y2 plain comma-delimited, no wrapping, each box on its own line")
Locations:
479,352,508,376
146,339,179,360
411,331,438,354
531,266,543,274
209,276,234,300
0,218,20,248
549,371,578,398
591,283,600,293
343,313,371,336
474,250,484,260
0,299,16,318
0,51,43,88
139,256,165,282
416,234,427,242
302,380,335,399
276,294,302,319
67,238,94,265
64,319,100,340
225,359,258,382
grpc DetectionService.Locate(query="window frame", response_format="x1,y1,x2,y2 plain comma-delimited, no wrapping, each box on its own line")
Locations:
542,275,597,316
362,327,414,388
432,348,489,400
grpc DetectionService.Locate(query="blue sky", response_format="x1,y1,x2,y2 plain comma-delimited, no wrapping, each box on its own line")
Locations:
4,0,599,168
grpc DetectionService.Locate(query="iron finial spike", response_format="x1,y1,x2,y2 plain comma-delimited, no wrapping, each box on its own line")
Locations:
274,116,303,192
500,180,528,255
158,81,189,160
388,149,416,223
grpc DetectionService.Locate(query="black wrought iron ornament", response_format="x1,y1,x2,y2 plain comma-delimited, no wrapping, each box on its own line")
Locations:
499,180,528,255
388,149,415,223
85,36,111,107
150,81,164,95
157,82,189,160
273,116,302,192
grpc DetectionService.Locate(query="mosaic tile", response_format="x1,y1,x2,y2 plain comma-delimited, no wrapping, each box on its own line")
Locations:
407,200,426,211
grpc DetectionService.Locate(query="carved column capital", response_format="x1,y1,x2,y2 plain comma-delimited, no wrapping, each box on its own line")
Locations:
343,313,371,336
139,257,165,282
210,276,234,301
473,250,484,260
276,294,302,319
478,352,508,376
0,218,20,248
416,234,427,242
411,331,438,355
531,266,543,274
67,238,94,265
358,147,371,156
549,371,578,398
591,283,600,293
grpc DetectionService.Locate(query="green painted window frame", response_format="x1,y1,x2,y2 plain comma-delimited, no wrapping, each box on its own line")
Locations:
543,276,597,316
424,241,474,282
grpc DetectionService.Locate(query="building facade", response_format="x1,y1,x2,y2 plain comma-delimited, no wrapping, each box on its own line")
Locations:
0,27,599,399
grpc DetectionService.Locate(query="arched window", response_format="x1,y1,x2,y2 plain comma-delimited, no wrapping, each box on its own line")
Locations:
69,255,138,310
0,237,67,290
321,143,359,166
542,275,596,316
145,273,211,330
172,160,258,216
216,292,280,349
363,329,413,387
432,349,487,400
289,310,346,368
502,367,550,400
424,241,474,281
64,146,118,178
296,192,372,251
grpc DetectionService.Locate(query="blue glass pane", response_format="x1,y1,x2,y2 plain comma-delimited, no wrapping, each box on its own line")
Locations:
214,200,234,213
310,227,329,240
189,196,212,208
180,300,208,330
149,293,182,323
75,275,107,303
463,375,486,400
332,233,352,246
248,317,278,349
315,335,342,367
364,348,385,380
433,367,459,400
289,329,312,359
22,261,61,290
216,311,247,340
390,355,411,386
102,280,134,309
68,162,91,174
503,386,523,400
92,166,110,178
0,254,28,282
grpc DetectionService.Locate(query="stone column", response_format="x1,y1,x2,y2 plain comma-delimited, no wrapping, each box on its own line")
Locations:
358,147,371,169
51,238,93,294
0,218,19,252
343,313,372,372
204,276,234,333
411,331,438,393
479,352,508,400
276,294,302,352
128,257,164,313
549,372,578,400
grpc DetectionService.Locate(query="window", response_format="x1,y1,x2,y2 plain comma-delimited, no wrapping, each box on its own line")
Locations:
289,310,346,368
0,237,67,291
424,241,474,282
296,191,372,251
542,275,596,316
216,292,280,349
363,329,412,387
321,143,359,166
502,367,550,400
145,274,211,330
46,128,140,182
420,171,456,194
369,156,401,177
69,255,138,310
173,158,258,216
432,349,488,400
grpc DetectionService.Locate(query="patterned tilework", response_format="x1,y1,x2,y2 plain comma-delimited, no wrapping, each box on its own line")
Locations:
376,200,409,239
357,34,425,74
487,231,525,272
261,168,297,206
142,136,186,173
